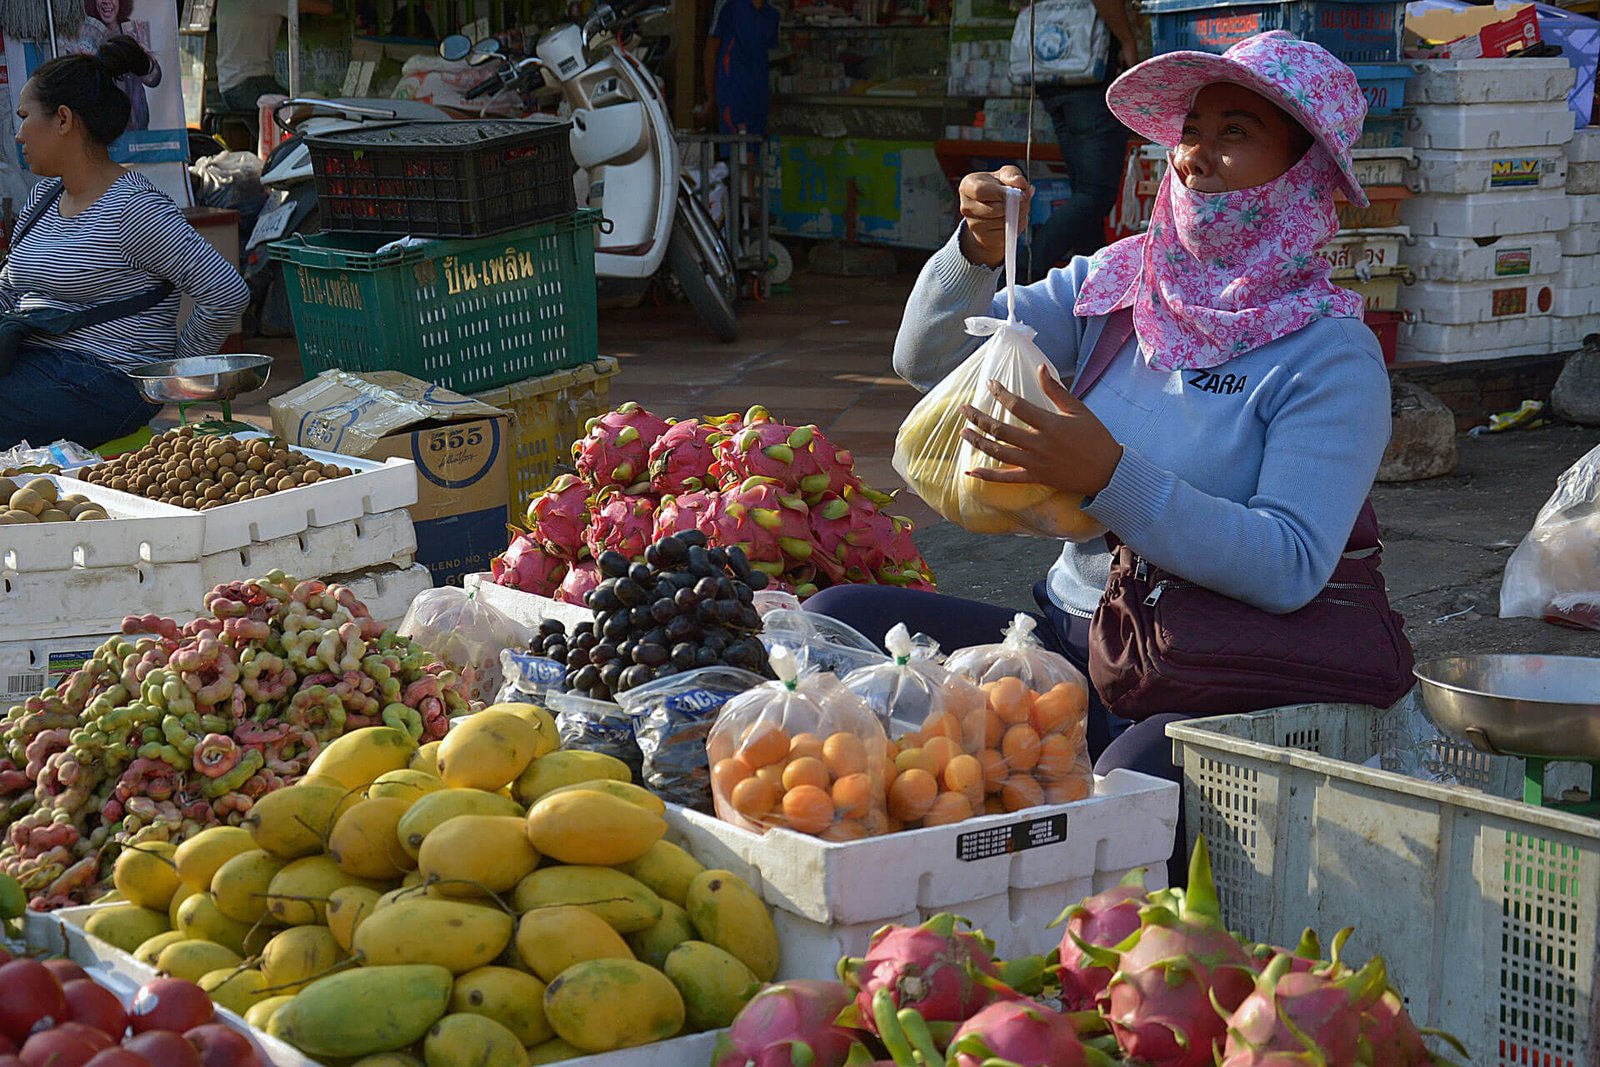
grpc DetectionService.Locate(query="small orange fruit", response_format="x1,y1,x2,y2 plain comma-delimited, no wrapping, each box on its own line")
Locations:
888,768,938,822
822,733,868,778
788,732,825,761
985,678,1032,725
782,784,834,835
782,756,830,793
731,776,776,820
976,749,1008,794
1000,775,1044,813
1045,776,1092,804
924,791,974,827
1035,734,1078,781
983,796,1008,815
1001,724,1041,771
821,819,871,842
832,773,875,819
711,756,753,799
923,736,961,778
755,763,787,797
895,747,935,776
923,711,963,744
1031,682,1087,734
740,725,791,769
943,754,985,807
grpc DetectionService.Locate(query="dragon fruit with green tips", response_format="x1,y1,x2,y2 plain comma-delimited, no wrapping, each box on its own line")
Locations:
810,492,936,589
654,489,720,542
840,913,1003,1028
710,477,816,578
714,406,861,500
573,401,671,489
1216,951,1389,1066
556,560,603,606
1053,868,1149,1012
585,490,659,561
713,979,865,1067
491,531,569,596
526,473,593,558
648,414,741,494
947,999,1110,1067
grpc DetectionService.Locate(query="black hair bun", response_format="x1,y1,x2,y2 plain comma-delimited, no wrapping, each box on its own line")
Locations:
98,35,152,81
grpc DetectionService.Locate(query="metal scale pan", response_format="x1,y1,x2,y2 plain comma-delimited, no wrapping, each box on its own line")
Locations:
1414,654,1600,761
125,355,273,428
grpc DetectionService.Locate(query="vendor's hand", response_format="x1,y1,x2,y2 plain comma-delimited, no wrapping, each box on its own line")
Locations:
958,167,1031,269
961,366,1124,498
1116,36,1139,72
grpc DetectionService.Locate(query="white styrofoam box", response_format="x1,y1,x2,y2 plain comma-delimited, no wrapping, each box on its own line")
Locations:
1404,102,1575,151
1396,315,1554,364
0,559,206,642
1569,160,1600,196
1551,284,1600,318
1349,148,1414,189
1569,126,1600,164
0,629,117,703
466,570,596,629
1558,253,1600,291
1551,314,1600,349
1401,189,1569,238
334,562,434,628
0,474,202,573
1320,227,1407,280
199,509,417,589
1167,704,1600,1067
665,769,1179,980
1406,232,1562,284
1404,57,1576,106
1399,276,1556,326
1564,193,1600,255
1411,146,1566,195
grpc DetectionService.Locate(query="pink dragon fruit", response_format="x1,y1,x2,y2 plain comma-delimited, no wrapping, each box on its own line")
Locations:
1248,928,1340,976
654,490,720,541
880,512,936,589
491,531,569,596
526,473,593,558
1359,987,1467,1066
1053,868,1149,1012
1217,952,1388,1066
556,561,603,606
808,493,885,585
573,401,671,489
947,999,1105,1067
648,414,741,494
840,913,1002,1029
712,979,864,1067
1073,839,1258,1067
713,407,860,500
710,477,815,578
585,490,659,561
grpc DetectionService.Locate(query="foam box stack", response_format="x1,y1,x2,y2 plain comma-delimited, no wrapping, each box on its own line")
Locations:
1396,58,1575,363
1555,128,1600,349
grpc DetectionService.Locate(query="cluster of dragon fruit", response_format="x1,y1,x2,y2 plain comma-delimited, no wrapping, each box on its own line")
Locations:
716,840,1465,1067
0,571,465,911
492,403,936,603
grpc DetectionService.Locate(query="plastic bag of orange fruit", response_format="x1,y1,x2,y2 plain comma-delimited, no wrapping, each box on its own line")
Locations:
938,613,1094,811
708,645,892,841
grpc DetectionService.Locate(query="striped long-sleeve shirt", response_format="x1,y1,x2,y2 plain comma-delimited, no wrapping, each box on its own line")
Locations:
0,172,250,371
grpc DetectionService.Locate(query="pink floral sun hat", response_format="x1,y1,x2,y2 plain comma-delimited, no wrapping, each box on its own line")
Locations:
1105,31,1369,207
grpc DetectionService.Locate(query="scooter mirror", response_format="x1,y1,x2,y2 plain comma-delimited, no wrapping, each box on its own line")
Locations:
439,33,472,60
471,38,504,57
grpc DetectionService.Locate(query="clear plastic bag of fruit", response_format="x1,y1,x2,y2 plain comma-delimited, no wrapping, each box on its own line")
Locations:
549,690,645,781
940,613,1094,810
619,665,770,812
891,187,1105,542
398,586,532,702
708,645,892,840
760,608,888,678
496,647,566,705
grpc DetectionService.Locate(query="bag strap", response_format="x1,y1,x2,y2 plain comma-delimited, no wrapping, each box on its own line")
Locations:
1071,305,1134,399
6,183,64,262
78,280,176,327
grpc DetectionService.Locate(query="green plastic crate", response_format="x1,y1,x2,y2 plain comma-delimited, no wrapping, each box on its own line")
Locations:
269,210,600,395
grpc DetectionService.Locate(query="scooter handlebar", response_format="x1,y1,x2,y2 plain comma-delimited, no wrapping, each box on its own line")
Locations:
465,73,504,99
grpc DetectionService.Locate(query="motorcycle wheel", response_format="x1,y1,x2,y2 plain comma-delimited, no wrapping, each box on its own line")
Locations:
668,195,739,344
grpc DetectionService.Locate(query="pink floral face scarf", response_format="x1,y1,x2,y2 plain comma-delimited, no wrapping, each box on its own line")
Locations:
1073,147,1365,372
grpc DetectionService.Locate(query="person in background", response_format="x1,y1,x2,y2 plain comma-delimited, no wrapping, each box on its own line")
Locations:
699,0,781,138
215,0,334,134
1027,0,1136,280
81,0,162,132
0,40,250,449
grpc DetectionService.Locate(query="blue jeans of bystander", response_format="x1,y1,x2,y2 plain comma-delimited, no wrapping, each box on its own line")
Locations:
0,345,161,450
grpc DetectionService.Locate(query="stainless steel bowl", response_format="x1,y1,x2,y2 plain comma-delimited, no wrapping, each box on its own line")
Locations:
126,354,274,406
1413,654,1600,760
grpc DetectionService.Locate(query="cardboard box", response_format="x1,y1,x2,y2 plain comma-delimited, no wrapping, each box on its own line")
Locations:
1406,2,1541,58
270,371,510,588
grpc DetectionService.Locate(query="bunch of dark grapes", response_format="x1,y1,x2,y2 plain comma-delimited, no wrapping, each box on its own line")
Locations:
529,531,773,701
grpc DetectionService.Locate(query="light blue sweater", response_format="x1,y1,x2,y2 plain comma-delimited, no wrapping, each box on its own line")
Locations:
893,229,1393,618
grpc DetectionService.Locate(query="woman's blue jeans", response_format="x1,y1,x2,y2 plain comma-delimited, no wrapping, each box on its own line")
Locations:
0,346,161,450
1030,78,1133,279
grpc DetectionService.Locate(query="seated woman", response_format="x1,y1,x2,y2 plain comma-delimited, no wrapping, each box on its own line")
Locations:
0,37,250,450
807,32,1413,884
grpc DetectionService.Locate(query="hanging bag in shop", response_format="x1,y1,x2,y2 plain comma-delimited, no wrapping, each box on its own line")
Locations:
1008,0,1110,88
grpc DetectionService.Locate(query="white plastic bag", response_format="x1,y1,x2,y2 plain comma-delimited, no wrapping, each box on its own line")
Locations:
1500,442,1600,630
1008,0,1110,88
893,187,1106,541
398,586,533,702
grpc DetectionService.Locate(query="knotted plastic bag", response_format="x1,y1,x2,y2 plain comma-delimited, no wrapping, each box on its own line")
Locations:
941,614,1094,809
618,665,769,811
759,608,889,678
707,646,891,839
893,187,1105,541
1500,442,1600,630
398,586,532,702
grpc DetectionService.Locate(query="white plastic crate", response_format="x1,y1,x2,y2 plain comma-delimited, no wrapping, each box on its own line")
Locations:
1401,189,1569,238
1404,102,1575,152
1399,276,1556,325
1551,315,1600,349
1569,161,1600,196
0,559,206,642
1569,126,1600,164
1349,148,1413,188
664,769,1179,980
1560,253,1600,291
199,509,417,589
0,474,202,573
1410,146,1566,195
335,561,434,628
465,570,597,630
1551,284,1600,319
1396,315,1553,364
1347,274,1403,310
1320,227,1407,280
1405,232,1561,284
0,629,117,703
1404,57,1575,106
1167,704,1600,1067
1564,193,1600,255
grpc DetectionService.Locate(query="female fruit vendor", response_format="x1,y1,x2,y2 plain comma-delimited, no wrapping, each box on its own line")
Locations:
808,32,1412,883
0,39,249,450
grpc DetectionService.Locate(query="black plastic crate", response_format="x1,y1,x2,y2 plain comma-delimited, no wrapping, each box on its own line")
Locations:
305,119,576,238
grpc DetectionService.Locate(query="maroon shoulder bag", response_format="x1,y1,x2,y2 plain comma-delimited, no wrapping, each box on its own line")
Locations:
1071,309,1416,720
